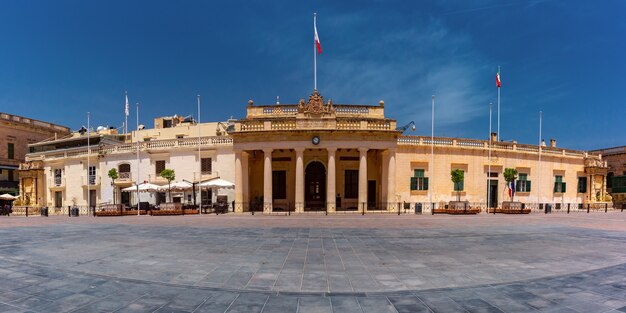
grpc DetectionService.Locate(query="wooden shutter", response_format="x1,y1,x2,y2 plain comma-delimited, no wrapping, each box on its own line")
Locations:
423,177,429,190
410,177,417,190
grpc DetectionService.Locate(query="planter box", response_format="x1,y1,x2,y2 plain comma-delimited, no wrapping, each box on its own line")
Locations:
489,201,530,214
433,201,480,214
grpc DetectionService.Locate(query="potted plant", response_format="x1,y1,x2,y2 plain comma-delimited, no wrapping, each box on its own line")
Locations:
160,169,175,202
108,168,118,205
448,169,469,212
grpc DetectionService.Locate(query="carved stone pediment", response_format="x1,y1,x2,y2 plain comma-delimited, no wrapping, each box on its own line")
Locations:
298,90,335,114
584,157,606,168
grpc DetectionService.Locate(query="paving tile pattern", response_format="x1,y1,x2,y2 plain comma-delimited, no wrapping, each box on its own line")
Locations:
0,214,624,312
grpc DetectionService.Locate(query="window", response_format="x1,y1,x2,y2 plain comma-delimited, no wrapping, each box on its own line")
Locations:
54,169,62,186
272,170,286,199
344,170,359,199
554,175,566,193
453,170,464,191
516,173,531,192
163,119,173,128
201,158,212,174
410,169,429,191
88,166,96,185
176,135,184,139
577,177,587,193
155,160,165,175
607,172,614,189
7,143,14,159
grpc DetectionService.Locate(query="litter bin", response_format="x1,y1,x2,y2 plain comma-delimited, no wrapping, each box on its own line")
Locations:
40,207,48,217
415,203,422,214
545,204,552,214
71,207,79,217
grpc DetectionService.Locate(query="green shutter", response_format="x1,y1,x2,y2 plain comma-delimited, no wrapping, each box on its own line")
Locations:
526,180,531,192
516,181,521,192
423,177,429,190
414,169,424,177
410,177,417,190
554,182,558,193
562,182,566,193
459,180,464,191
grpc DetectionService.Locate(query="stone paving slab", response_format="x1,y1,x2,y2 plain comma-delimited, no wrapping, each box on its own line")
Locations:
0,214,625,312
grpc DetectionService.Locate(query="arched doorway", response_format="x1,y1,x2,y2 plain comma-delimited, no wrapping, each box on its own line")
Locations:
305,161,326,211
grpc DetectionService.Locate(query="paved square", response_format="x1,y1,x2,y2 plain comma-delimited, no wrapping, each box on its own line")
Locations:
0,213,625,312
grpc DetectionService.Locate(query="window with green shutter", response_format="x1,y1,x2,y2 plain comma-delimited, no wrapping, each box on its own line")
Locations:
7,143,14,159
410,169,428,191
577,177,587,193
554,175,566,193
516,173,531,192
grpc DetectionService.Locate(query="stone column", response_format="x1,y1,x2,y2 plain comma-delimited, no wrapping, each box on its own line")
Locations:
295,148,305,213
381,150,389,205
387,148,396,212
242,151,249,210
263,148,273,213
234,150,244,213
358,147,368,211
326,148,337,213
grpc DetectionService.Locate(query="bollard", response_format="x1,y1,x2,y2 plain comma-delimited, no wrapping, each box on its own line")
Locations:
68,206,71,217
464,202,467,214
567,203,570,214
25,206,28,217
587,204,590,213
398,202,401,215
432,202,435,215
545,203,547,214
605,203,608,213
362,202,365,216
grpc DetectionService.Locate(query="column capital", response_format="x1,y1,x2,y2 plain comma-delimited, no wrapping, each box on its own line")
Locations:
326,147,337,153
358,147,369,153
263,148,274,154
294,147,305,153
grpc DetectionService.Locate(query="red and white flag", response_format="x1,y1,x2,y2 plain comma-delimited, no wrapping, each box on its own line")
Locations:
314,17,322,54
125,93,129,116
496,67,501,88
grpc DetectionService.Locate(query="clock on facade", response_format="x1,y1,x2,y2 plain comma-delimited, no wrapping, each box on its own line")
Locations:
312,136,320,145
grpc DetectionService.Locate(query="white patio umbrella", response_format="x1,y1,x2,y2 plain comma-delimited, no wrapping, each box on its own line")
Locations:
199,178,235,189
122,183,161,192
0,194,17,200
158,181,193,192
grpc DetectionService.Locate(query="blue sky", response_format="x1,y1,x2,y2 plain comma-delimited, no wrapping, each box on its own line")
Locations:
0,0,624,150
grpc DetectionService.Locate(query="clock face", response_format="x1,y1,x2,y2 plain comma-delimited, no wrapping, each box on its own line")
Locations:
312,136,320,145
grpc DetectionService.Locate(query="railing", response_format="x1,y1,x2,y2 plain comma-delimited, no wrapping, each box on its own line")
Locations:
25,136,234,161
0,112,70,133
118,172,132,180
48,177,65,188
398,136,589,158
82,175,100,186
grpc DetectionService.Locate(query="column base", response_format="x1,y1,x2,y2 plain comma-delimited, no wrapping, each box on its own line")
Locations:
263,202,273,214
326,202,336,213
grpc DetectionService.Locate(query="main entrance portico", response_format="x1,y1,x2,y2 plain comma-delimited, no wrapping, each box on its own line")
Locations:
231,90,400,214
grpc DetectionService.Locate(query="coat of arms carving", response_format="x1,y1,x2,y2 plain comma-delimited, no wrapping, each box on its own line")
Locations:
298,90,334,114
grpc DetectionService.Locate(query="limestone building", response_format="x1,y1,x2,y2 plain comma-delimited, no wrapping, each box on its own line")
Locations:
0,112,70,200
21,91,608,213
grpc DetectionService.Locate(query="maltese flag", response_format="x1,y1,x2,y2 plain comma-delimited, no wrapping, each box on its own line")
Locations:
314,17,322,54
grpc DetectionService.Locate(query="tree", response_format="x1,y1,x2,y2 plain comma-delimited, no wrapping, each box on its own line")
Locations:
160,169,176,202
108,168,119,205
503,168,518,202
450,169,464,202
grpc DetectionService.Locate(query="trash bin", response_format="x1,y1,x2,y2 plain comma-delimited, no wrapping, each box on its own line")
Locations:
71,207,79,217
545,204,552,214
415,203,422,214
40,207,48,217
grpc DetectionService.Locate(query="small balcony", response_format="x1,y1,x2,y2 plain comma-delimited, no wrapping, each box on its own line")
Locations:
48,177,65,190
82,175,100,187
114,172,133,185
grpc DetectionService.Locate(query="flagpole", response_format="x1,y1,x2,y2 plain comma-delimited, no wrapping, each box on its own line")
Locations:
136,103,140,216
87,112,90,213
198,95,202,214
125,91,128,135
314,13,317,90
430,95,434,210
488,103,492,211
538,110,542,207
497,66,501,141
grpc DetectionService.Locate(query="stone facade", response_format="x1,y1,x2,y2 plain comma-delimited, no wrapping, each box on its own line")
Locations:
0,112,69,200
21,91,608,213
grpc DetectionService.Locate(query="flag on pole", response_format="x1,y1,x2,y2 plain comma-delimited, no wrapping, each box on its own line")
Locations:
125,93,129,116
314,16,322,54
508,180,515,198
496,68,501,88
